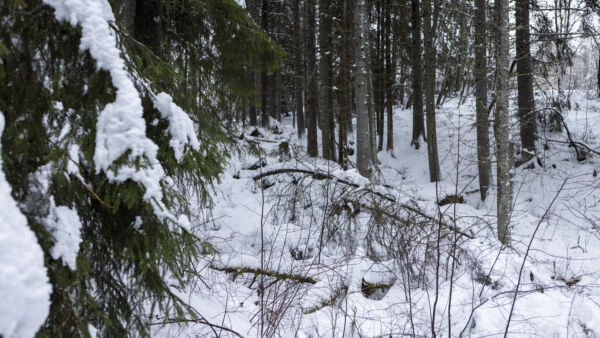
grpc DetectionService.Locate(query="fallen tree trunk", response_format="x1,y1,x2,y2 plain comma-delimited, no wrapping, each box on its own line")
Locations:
253,168,474,239
209,265,317,284
252,168,395,202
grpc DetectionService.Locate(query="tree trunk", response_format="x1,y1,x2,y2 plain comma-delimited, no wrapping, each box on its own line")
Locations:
516,0,536,164
306,0,319,157
355,0,370,177
261,0,270,128
495,0,513,244
293,0,304,137
385,0,394,152
474,0,491,201
597,51,600,98
249,70,258,126
338,0,348,169
320,0,335,160
423,0,440,182
134,0,161,58
344,0,354,134
411,0,425,148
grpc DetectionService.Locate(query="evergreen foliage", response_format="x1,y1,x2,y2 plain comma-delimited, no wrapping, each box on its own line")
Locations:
0,0,282,336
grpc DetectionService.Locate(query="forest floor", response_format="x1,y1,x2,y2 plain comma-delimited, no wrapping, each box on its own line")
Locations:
156,91,600,337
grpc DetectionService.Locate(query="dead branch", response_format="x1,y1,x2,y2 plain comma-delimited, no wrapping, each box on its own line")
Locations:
252,168,395,202
209,265,317,284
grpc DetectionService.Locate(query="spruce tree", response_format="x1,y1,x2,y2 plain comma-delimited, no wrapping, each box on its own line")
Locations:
0,0,283,336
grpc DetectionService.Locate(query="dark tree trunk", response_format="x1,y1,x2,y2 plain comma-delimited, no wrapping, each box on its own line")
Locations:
516,0,536,163
261,0,270,127
410,0,425,148
293,0,304,138
134,0,162,57
249,70,258,126
344,0,354,133
320,0,335,160
338,0,348,168
385,0,394,152
474,0,491,200
423,0,440,181
306,0,319,157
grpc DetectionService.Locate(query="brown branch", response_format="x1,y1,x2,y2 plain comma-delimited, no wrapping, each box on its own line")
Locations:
150,317,243,337
252,168,396,202
71,173,112,209
209,265,317,284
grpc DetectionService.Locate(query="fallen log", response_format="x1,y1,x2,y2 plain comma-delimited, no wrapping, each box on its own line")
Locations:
209,265,317,284
252,168,395,202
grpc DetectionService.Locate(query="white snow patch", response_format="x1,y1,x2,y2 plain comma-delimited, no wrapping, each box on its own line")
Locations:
0,112,51,338
45,198,83,270
153,92,200,161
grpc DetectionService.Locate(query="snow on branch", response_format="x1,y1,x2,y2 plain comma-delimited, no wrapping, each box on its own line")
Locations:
42,0,191,231
0,113,51,338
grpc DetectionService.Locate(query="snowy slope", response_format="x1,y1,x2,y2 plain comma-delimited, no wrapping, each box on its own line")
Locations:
156,91,600,337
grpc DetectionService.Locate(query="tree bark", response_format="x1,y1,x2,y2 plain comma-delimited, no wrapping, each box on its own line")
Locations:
306,0,319,157
293,0,304,137
385,0,394,152
320,0,335,160
133,0,162,57
355,0,370,177
516,0,537,163
423,0,440,182
495,0,513,244
261,0,270,128
474,0,491,200
338,0,348,169
411,0,425,148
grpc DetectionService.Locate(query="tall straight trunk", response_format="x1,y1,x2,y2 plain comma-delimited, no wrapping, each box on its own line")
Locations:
368,68,377,163
411,0,425,148
320,0,335,160
495,0,513,244
306,0,319,157
423,0,440,181
375,1,384,151
385,0,394,152
355,0,370,177
261,0,270,127
345,0,354,133
338,0,348,169
516,0,536,163
597,52,600,98
249,70,258,126
293,0,305,137
134,0,161,57
125,0,136,32
474,0,491,201
274,70,281,121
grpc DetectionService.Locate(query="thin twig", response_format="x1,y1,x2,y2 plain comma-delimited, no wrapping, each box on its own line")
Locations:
504,178,568,337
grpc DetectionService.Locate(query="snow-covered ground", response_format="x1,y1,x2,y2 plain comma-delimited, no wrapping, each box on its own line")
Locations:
157,91,600,337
